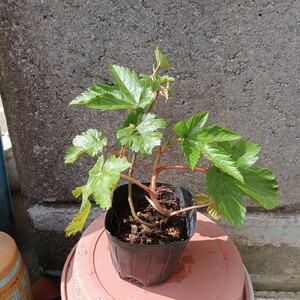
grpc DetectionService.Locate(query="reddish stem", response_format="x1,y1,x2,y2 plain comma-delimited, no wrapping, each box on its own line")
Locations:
120,174,169,216
169,203,209,217
156,165,208,174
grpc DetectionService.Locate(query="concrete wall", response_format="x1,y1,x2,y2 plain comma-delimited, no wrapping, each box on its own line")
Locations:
0,0,299,290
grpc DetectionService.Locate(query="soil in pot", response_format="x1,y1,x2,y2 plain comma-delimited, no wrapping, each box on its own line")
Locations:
115,185,190,245
105,183,196,286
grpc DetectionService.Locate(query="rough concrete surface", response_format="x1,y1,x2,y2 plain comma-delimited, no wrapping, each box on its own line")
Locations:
219,212,300,291
0,0,299,292
0,0,299,204
255,291,300,300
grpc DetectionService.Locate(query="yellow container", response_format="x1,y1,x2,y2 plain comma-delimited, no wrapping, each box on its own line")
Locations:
0,232,32,300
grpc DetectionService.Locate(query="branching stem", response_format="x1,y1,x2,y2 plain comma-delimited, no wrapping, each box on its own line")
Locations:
105,146,120,156
127,153,137,218
162,138,181,152
120,174,170,216
156,165,208,174
147,90,160,114
169,203,209,217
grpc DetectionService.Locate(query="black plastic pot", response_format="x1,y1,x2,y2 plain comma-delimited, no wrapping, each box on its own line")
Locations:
105,183,196,286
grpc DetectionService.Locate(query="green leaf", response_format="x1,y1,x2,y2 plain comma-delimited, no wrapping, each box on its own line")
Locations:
72,156,130,214
140,74,161,92
181,139,202,169
173,121,187,138
197,125,241,143
219,140,261,168
157,75,175,83
205,166,281,228
206,167,246,228
86,91,136,111
91,156,131,208
72,186,83,198
199,143,244,183
174,112,209,139
173,112,209,169
237,167,280,209
65,199,91,236
70,155,130,212
117,113,167,155
69,65,154,111
73,129,107,156
109,65,140,102
140,74,175,93
185,112,209,137
70,83,110,105
109,65,154,108
123,108,144,128
65,129,107,163
69,83,116,106
70,82,135,111
152,44,171,69
65,146,85,164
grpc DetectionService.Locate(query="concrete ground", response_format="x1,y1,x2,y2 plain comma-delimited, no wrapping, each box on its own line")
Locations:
1,97,300,299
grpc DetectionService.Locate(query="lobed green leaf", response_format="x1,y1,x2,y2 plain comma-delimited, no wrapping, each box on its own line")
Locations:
90,156,131,209
65,146,85,164
173,121,187,138
206,167,246,228
65,199,91,236
65,129,107,163
237,167,280,209
181,139,202,170
69,83,116,106
123,108,144,128
69,65,154,111
152,44,171,69
109,65,154,109
173,112,209,169
199,143,244,183
205,165,280,228
117,113,166,155
218,140,261,168
73,129,107,156
197,125,241,143
174,112,209,139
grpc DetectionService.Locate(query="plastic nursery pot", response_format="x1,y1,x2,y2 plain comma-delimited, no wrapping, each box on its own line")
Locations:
105,183,196,286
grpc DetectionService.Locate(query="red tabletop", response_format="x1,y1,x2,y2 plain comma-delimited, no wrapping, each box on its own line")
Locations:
61,213,245,300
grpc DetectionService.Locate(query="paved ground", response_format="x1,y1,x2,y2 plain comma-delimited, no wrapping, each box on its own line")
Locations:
255,292,300,300
1,97,300,299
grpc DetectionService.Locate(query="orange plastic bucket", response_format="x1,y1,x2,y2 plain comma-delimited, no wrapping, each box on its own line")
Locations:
0,232,32,299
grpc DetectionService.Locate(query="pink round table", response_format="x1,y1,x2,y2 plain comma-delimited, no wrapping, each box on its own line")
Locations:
61,213,249,300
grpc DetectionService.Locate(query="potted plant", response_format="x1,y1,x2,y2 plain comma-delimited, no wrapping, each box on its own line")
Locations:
64,46,280,287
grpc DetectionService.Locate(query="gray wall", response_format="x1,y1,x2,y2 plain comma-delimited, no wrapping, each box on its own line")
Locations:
1,0,299,290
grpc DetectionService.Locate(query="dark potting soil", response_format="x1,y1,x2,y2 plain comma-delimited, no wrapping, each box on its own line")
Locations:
114,186,188,245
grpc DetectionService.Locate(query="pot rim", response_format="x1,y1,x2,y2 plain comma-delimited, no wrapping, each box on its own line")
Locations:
105,182,197,245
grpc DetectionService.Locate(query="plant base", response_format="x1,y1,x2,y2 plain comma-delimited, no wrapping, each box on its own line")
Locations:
105,183,196,286
61,213,248,300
